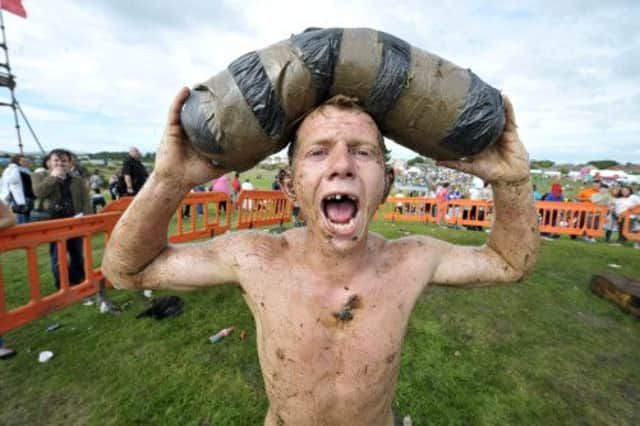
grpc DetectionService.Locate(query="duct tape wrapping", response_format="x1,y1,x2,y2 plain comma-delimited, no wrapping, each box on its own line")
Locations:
181,27,505,172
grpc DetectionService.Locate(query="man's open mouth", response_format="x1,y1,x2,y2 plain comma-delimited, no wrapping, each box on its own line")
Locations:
321,193,359,234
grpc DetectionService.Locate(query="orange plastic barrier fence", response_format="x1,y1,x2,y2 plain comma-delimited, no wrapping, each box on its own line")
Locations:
379,197,494,228
0,192,618,334
620,205,640,242
235,190,292,229
0,213,121,334
379,197,438,223
536,201,608,237
442,199,494,228
173,192,232,243
379,197,609,237
0,191,231,334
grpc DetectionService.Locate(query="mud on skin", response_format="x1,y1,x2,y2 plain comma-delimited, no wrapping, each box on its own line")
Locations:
332,294,361,322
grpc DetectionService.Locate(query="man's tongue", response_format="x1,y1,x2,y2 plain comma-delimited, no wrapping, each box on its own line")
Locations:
325,200,356,224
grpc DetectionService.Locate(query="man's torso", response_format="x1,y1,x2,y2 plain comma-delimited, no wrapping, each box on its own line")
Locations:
231,229,432,425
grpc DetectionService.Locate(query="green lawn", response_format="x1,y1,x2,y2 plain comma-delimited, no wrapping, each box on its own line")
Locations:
1,220,639,425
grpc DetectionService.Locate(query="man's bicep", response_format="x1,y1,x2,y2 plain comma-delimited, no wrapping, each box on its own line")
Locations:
139,234,240,291
430,240,518,287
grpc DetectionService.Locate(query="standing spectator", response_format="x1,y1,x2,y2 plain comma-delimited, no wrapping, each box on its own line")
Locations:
182,185,207,218
590,183,616,242
614,186,640,243
572,179,602,242
108,174,120,200
544,183,564,201
532,184,542,201
91,188,107,213
467,178,487,231
32,149,92,289
241,178,254,191
576,179,600,202
1,154,35,224
447,186,462,200
194,185,206,215
231,172,241,195
241,179,255,210
70,153,90,180
121,147,148,196
211,174,231,216
435,182,449,225
542,183,564,238
0,200,17,359
89,169,104,191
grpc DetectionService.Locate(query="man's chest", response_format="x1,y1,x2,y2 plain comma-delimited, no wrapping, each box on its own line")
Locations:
242,266,421,367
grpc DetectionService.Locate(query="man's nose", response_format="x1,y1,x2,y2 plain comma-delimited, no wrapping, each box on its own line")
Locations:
328,144,355,179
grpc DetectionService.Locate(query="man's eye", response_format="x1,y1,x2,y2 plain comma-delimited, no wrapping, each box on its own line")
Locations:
306,148,326,157
353,148,373,157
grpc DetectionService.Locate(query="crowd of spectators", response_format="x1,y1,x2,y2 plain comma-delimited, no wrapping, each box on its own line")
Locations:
395,165,473,194
538,180,640,245
392,165,640,246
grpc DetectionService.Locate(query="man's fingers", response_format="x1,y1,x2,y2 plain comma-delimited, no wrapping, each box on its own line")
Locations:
502,94,517,133
167,87,191,126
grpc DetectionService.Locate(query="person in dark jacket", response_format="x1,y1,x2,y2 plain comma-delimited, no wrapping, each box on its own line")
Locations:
32,149,92,289
121,147,148,196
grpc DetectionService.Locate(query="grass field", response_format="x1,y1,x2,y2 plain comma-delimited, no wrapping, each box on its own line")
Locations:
1,219,639,425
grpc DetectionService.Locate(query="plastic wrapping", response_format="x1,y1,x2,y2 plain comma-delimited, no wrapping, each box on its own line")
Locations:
291,27,343,102
229,51,287,139
182,27,505,171
439,72,505,156
362,32,411,125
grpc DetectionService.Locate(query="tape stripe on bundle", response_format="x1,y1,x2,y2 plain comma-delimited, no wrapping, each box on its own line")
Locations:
228,51,287,139
439,71,505,155
364,32,412,126
291,28,343,102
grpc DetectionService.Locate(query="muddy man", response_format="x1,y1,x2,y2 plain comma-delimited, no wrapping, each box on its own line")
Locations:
103,88,539,425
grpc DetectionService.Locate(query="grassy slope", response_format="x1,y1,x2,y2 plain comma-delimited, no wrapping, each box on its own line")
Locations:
1,220,639,425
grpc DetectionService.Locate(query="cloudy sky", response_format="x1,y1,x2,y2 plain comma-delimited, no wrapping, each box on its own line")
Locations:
0,0,638,164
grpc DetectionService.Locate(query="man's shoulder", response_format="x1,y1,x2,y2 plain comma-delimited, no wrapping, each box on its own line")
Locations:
2,164,18,178
216,229,293,260
122,156,136,168
70,174,85,184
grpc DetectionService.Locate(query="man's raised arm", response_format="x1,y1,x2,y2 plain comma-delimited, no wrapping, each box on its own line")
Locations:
102,88,235,291
428,95,540,286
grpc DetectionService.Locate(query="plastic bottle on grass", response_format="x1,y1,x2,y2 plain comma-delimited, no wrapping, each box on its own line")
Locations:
209,327,233,343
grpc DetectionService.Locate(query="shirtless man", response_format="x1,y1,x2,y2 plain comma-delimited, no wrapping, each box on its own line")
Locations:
103,88,539,425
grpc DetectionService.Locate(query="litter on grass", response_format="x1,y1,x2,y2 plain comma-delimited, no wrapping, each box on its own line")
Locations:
38,351,54,363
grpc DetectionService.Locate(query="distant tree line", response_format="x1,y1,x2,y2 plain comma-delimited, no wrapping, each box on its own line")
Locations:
529,159,621,170
91,151,155,162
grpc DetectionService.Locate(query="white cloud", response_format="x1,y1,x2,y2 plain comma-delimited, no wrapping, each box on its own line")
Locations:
0,0,637,163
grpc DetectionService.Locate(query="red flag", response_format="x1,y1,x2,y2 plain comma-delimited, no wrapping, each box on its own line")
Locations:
0,0,27,18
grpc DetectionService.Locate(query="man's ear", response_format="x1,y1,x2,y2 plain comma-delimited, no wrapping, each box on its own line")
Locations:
381,167,395,204
279,168,296,201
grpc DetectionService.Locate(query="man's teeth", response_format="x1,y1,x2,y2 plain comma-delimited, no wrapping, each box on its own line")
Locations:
331,217,355,231
326,194,357,201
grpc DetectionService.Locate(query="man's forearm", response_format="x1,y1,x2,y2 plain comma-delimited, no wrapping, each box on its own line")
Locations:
486,179,540,279
103,173,188,282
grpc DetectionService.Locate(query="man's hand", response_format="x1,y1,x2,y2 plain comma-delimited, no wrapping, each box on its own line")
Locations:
153,87,225,190
50,167,66,179
437,95,528,184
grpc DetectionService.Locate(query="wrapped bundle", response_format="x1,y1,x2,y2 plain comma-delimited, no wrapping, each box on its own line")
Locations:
182,27,505,171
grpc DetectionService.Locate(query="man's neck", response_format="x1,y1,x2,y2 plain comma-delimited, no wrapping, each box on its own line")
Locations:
298,228,371,284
